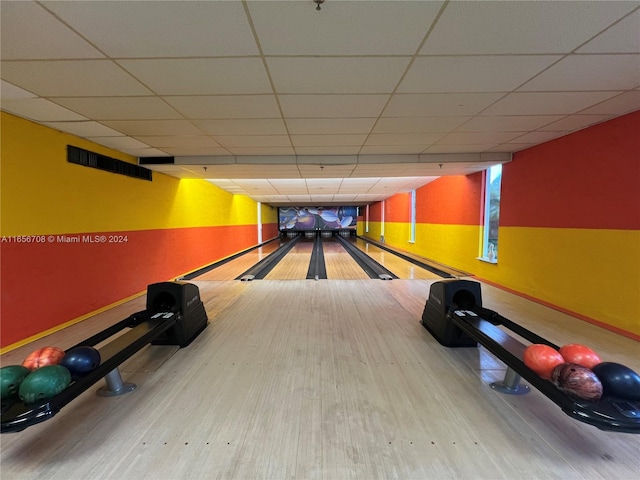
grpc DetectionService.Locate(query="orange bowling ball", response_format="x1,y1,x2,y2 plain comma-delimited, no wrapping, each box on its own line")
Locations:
22,347,66,371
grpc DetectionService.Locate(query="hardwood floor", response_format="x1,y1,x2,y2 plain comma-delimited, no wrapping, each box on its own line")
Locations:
1,279,639,479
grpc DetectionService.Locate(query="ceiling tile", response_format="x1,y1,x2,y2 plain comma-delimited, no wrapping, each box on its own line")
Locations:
384,93,504,117
0,60,151,97
287,118,376,135
43,121,124,138
279,95,389,118
117,58,271,95
507,132,565,144
359,145,428,155
365,133,443,146
398,55,561,93
87,136,151,150
268,57,410,94
291,135,368,147
537,114,614,132
481,91,622,115
213,135,292,148
519,54,640,91
1,98,86,121
101,120,204,136
45,1,258,57
164,95,280,119
421,1,637,54
577,10,640,53
0,2,104,60
424,144,497,154
132,136,221,149
50,97,182,120
193,119,287,136
1,80,37,100
373,116,471,133
248,1,444,55
159,147,231,157
294,146,363,156
578,91,640,114
435,132,524,145
454,115,564,132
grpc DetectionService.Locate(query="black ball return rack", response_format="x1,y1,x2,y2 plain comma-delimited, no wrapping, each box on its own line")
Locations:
1,281,208,434
421,279,640,434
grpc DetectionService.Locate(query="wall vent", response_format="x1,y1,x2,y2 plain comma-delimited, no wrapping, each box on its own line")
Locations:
139,156,175,165
67,145,152,181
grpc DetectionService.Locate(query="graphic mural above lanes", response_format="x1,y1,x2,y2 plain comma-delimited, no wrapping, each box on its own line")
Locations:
279,207,358,231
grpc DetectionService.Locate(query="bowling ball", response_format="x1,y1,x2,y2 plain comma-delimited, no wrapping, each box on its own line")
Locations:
1,365,30,400
19,365,71,404
559,344,602,370
551,363,603,401
523,344,565,380
22,346,66,371
592,362,640,401
60,346,101,378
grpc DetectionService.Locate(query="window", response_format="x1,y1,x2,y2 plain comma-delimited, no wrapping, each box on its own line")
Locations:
409,190,416,243
482,164,502,263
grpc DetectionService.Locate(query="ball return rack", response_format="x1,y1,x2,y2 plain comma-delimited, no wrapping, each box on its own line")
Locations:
1,281,208,434
421,279,640,434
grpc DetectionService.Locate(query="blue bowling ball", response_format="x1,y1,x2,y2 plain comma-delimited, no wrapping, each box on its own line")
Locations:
592,362,640,401
60,346,101,378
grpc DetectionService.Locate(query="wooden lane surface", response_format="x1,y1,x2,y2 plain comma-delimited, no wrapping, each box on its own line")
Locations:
195,239,284,280
323,237,370,280
353,237,444,279
1,279,639,479
264,238,314,280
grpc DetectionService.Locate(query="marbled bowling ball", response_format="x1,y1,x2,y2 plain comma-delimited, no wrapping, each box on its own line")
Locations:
22,346,66,371
551,363,603,401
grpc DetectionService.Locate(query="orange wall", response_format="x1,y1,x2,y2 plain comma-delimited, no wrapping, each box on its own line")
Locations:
1,113,277,349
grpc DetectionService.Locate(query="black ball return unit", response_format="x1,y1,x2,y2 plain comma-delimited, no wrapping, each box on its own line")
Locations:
1,281,208,434
421,279,640,434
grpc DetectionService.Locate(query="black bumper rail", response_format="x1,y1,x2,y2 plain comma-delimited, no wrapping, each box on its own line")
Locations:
421,279,640,434
2,281,208,434
334,234,398,280
236,235,301,280
306,234,327,280
356,237,459,278
180,237,281,280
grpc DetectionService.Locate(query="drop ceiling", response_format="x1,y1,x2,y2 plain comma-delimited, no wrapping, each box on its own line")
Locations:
1,1,638,206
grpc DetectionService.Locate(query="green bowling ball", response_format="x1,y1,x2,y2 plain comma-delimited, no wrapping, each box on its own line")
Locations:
19,365,71,404
1,365,30,399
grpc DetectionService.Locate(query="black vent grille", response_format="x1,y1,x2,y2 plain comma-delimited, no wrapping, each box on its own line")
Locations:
67,145,152,181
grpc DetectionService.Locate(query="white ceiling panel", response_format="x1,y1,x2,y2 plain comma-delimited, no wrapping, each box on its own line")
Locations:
45,1,258,57
279,95,389,118
398,55,561,93
101,120,204,136
268,57,410,94
579,91,640,115
193,119,287,136
1,98,87,122
0,2,104,60
0,60,151,97
420,1,638,54
384,93,504,117
50,97,182,120
519,54,640,91
454,115,564,132
44,121,125,138
164,95,281,119
248,1,444,55
372,116,470,134
1,0,637,207
577,10,640,53
538,115,614,132
117,58,271,95
482,92,623,115
287,118,376,135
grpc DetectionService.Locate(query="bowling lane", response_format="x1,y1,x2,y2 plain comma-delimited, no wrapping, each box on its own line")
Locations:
352,237,443,279
195,239,286,280
324,237,371,279
264,237,314,280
